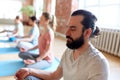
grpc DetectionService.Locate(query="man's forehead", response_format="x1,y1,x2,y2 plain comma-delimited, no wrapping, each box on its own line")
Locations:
67,15,84,25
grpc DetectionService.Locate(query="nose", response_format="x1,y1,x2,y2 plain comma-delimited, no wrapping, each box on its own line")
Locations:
65,28,70,36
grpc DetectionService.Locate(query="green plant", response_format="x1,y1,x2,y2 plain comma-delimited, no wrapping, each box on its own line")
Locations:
20,5,35,17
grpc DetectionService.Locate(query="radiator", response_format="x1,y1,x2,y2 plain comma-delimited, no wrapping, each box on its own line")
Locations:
90,28,120,57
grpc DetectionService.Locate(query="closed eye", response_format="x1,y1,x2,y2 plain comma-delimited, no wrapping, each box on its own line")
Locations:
70,26,76,31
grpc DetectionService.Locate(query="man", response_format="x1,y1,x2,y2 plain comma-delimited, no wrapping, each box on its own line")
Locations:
0,16,24,37
16,16,39,51
15,10,109,80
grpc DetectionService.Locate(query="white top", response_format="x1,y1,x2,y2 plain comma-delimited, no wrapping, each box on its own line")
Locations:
15,22,24,36
59,44,109,80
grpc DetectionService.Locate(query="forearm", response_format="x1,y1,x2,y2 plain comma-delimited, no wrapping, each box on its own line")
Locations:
29,68,55,80
12,31,18,36
18,38,31,42
28,45,38,51
37,43,51,61
15,67,62,80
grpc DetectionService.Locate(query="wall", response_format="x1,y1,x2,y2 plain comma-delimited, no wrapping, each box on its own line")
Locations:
55,0,79,34
22,0,34,24
22,0,79,34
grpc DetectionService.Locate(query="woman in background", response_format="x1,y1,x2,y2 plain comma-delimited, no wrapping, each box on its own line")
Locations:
19,12,57,69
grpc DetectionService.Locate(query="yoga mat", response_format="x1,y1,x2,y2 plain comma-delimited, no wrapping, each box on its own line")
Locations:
0,58,60,76
0,60,24,76
0,40,10,42
0,47,19,54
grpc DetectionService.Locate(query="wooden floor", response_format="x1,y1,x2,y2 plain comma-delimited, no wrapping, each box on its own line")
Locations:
0,36,120,80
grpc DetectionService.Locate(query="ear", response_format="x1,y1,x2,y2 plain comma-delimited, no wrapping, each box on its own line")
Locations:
83,28,92,38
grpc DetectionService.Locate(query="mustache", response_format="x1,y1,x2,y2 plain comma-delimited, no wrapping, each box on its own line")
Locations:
66,36,73,41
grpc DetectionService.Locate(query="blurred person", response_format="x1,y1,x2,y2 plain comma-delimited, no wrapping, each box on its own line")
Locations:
15,10,109,80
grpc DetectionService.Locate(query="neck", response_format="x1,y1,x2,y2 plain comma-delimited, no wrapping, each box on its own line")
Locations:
73,41,89,60
76,42,89,53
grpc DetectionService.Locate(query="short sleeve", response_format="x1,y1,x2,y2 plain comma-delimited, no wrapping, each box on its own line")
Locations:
88,58,109,80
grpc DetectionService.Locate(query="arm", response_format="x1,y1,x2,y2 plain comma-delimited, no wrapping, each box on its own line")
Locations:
36,40,51,61
0,29,13,33
28,45,38,51
18,26,37,42
11,27,18,37
17,34,34,42
15,66,63,80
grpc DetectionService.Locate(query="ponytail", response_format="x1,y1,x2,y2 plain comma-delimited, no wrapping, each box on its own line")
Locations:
91,26,100,37
42,12,57,32
49,15,57,31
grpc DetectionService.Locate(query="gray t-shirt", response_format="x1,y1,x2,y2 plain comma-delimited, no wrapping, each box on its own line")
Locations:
59,44,109,80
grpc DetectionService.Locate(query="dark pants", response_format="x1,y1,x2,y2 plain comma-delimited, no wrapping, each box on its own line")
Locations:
19,52,52,69
19,52,39,61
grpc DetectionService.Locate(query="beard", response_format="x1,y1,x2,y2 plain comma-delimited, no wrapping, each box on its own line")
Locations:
66,34,84,49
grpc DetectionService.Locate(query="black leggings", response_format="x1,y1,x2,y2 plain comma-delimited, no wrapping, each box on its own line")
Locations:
19,52,39,61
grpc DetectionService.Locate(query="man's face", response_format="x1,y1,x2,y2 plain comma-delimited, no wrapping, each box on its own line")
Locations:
14,19,18,24
66,15,85,49
28,19,33,26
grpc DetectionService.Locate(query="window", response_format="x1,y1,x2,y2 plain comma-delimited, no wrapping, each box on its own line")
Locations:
79,0,120,29
0,0,22,19
51,0,56,15
33,0,44,20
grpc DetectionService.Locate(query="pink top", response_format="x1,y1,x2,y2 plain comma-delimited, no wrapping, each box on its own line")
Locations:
38,28,54,63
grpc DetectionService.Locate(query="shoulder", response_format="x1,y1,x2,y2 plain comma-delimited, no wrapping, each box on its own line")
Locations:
88,44,109,70
45,28,54,38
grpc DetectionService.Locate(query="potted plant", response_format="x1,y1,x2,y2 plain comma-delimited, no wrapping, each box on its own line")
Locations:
20,5,35,25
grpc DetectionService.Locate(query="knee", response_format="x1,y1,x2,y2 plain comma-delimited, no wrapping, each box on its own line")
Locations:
24,76,40,80
18,52,25,58
18,52,28,59
24,76,32,80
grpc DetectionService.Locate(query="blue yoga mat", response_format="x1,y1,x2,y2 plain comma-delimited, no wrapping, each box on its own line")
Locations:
0,40,10,42
0,58,60,76
0,60,24,76
0,36,16,42
0,47,19,54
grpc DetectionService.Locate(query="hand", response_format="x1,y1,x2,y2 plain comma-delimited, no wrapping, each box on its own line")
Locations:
24,59,36,65
15,68,30,80
20,48,26,52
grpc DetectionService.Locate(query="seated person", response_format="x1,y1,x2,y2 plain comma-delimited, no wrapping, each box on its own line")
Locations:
15,10,109,80
0,16,24,41
18,12,57,69
17,16,40,51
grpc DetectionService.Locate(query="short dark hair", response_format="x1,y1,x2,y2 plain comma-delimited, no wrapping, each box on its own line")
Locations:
16,16,20,20
71,10,100,37
29,16,36,22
